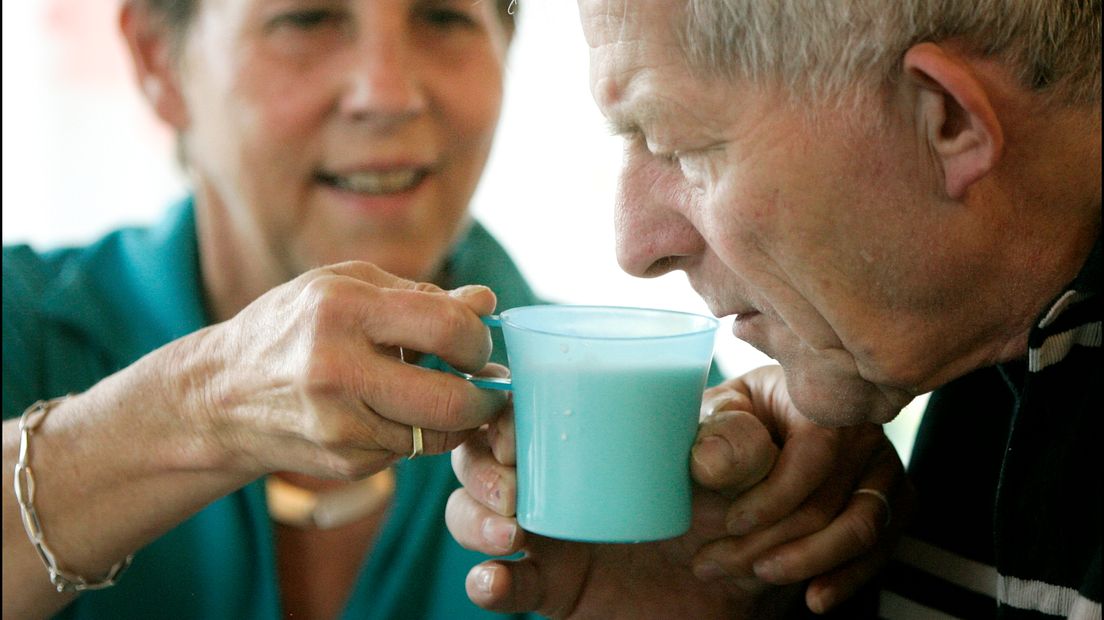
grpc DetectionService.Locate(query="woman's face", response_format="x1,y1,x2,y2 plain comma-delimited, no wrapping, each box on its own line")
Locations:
168,0,509,288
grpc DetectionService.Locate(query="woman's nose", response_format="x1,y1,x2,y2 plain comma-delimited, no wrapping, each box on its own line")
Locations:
614,153,706,278
339,31,427,126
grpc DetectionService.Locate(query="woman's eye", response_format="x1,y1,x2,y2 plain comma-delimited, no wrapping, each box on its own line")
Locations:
422,9,477,29
272,9,342,30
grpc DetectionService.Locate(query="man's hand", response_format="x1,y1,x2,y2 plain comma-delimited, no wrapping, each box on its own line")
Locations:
446,365,912,617
691,366,912,613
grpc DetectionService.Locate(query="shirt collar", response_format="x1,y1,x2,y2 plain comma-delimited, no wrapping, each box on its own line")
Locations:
38,197,209,366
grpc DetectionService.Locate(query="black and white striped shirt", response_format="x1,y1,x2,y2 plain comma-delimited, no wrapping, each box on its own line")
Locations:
879,239,1102,619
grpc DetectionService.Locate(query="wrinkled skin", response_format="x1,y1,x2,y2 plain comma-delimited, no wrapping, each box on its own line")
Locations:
181,262,510,480
580,0,1077,427
447,0,1097,617
448,366,910,617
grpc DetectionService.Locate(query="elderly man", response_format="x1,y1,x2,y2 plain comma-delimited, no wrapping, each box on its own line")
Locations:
449,0,1100,617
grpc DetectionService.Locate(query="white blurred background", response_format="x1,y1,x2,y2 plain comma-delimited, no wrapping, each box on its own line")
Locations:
1,0,923,460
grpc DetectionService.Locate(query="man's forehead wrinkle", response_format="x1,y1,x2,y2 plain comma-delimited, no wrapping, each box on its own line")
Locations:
612,0,633,43
583,0,682,50
579,0,632,48
586,0,724,143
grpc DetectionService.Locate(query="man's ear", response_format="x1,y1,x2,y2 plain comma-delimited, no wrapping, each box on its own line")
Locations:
119,0,189,130
903,42,1004,200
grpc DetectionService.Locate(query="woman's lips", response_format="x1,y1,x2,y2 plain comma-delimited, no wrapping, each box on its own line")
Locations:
315,168,428,195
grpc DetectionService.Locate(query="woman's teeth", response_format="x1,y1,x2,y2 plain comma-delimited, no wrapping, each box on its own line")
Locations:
326,169,424,194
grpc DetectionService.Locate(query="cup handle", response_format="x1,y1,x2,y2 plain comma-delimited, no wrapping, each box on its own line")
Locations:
465,374,512,391
451,315,512,391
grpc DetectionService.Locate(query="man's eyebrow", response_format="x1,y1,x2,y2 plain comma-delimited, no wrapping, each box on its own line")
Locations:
603,99,670,137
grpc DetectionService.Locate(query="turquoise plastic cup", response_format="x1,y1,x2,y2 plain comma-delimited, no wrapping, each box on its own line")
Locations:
465,305,718,543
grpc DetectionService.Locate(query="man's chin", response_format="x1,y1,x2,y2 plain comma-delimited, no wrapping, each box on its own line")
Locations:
785,368,909,427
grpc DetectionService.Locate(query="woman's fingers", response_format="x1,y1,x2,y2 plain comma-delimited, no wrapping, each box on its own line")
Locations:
297,273,496,373
296,269,509,439
318,260,496,317
202,261,508,478
361,355,508,432
274,351,500,463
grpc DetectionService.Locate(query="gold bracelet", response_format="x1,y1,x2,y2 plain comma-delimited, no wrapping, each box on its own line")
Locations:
14,396,134,593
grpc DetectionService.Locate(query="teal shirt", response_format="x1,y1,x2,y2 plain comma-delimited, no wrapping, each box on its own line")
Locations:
2,199,540,620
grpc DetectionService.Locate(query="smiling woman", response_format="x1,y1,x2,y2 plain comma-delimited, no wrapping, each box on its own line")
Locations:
1,1,554,618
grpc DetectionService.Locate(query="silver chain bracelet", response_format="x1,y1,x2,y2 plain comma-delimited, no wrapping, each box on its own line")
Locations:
14,396,134,593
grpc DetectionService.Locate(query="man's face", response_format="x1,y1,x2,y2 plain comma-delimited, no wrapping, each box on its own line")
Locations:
581,0,1010,426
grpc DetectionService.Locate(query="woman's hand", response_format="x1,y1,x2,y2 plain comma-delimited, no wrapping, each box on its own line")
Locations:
2,260,508,618
175,260,509,479
446,365,912,618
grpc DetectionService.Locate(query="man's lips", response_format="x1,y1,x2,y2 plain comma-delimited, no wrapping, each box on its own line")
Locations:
730,310,766,347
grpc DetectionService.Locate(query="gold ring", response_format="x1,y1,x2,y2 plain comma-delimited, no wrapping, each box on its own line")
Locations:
398,348,423,459
853,488,892,527
409,425,424,459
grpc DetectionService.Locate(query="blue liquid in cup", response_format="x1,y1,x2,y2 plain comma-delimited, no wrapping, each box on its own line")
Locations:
495,305,717,542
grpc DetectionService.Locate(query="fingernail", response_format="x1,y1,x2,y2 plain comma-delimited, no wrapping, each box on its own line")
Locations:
753,556,781,582
692,436,732,480
727,511,757,536
702,393,740,418
806,585,832,614
482,517,517,553
478,364,512,379
692,560,728,580
474,566,496,595
483,476,503,512
450,284,488,298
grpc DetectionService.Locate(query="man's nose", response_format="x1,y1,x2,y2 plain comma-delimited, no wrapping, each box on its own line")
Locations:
339,30,427,127
614,152,706,278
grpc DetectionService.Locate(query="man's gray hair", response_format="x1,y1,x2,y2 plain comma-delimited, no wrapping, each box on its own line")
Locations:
681,0,1100,107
